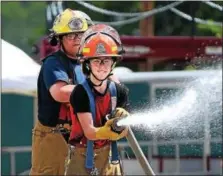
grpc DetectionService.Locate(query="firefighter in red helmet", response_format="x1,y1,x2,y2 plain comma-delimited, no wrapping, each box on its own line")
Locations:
65,24,130,175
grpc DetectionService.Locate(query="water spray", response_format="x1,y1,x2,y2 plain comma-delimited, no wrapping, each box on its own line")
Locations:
118,69,222,135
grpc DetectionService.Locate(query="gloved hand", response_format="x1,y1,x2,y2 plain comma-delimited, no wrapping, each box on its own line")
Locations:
111,107,130,119
95,117,128,141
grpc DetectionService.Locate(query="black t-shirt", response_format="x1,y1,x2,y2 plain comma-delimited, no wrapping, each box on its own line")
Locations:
69,79,129,146
70,79,129,114
37,50,79,127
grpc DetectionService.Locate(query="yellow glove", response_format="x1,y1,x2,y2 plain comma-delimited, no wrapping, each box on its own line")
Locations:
95,117,128,141
112,107,130,119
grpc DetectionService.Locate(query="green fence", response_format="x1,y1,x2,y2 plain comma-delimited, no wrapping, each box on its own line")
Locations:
1,94,34,175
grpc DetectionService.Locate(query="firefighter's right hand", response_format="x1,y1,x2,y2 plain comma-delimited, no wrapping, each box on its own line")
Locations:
95,117,128,141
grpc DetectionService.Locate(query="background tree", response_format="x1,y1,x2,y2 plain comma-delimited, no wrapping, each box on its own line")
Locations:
1,1,222,56
1,2,46,54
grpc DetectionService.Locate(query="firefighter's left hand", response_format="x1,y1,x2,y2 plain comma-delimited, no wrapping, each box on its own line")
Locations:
112,107,130,119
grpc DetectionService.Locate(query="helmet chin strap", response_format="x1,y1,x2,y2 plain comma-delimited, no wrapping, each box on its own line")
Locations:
89,62,116,87
90,72,113,87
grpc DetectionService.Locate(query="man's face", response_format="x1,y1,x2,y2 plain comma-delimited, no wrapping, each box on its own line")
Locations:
61,32,83,57
89,57,114,80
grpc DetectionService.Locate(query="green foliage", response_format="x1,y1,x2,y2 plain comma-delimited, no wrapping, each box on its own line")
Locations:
197,20,222,37
154,1,222,36
1,2,46,54
195,1,223,37
1,1,222,55
65,1,140,35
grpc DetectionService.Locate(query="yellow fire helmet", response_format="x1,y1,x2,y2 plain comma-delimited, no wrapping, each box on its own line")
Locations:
51,8,93,35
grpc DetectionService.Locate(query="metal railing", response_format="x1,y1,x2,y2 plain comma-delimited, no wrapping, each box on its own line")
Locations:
2,138,222,175
118,137,222,175
2,146,32,175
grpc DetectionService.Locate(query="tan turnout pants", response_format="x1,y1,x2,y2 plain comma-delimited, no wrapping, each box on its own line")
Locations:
65,144,124,176
29,120,68,175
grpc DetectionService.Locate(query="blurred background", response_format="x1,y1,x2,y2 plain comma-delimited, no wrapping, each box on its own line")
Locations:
1,1,222,175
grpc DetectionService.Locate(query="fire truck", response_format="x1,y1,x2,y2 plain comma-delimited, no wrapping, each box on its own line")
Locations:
32,35,222,71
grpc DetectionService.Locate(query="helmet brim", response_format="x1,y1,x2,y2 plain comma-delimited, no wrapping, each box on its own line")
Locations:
79,54,122,62
86,54,122,59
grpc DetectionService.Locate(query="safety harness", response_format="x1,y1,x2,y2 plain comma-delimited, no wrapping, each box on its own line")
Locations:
81,80,120,175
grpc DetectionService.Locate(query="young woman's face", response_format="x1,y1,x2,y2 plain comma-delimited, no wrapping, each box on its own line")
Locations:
89,57,114,80
61,33,83,57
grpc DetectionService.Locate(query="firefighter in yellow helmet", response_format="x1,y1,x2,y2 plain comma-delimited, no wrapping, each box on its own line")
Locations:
30,8,94,175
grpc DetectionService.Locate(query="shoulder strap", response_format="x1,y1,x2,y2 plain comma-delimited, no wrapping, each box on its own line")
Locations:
81,80,95,171
108,81,117,111
74,65,85,84
108,81,119,163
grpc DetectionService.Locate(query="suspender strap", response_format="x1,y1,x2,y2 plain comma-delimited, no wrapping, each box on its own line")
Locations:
108,82,119,162
81,80,96,170
74,65,85,84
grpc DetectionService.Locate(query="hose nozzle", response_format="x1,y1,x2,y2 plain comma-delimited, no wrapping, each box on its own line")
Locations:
111,116,127,134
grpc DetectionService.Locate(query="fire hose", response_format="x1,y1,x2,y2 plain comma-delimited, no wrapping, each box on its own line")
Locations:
111,117,156,176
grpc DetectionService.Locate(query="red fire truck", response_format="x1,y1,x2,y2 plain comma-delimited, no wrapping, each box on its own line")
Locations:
32,35,222,71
